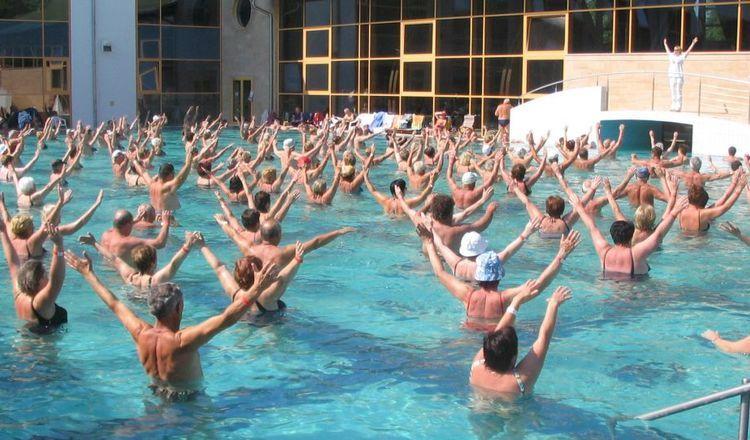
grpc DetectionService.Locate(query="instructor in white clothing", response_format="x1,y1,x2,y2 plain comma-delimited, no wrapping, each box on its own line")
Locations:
663,36,698,112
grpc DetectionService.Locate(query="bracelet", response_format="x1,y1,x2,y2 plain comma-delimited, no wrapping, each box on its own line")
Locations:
506,305,518,316
240,295,252,307
520,234,528,241
55,251,64,257
294,256,304,264
181,245,190,253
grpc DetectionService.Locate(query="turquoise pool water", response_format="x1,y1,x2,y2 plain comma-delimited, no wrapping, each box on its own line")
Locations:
0,128,748,439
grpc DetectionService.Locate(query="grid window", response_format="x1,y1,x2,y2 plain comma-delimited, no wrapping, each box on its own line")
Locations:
332,61,358,93
527,60,563,93
436,59,469,95
401,96,433,114
161,27,220,60
305,64,329,91
370,60,400,94
162,61,220,93
472,17,483,55
280,62,303,93
281,29,303,61
138,0,160,24
436,19,470,56
43,0,68,21
332,0,357,24
631,7,681,52
304,94,329,112
436,0,470,17
371,0,400,22
615,9,629,53
333,26,358,58
403,62,432,92
484,0,522,14
305,0,330,27
0,21,43,57
471,58,482,95
404,24,433,55
528,16,565,51
371,23,400,57
403,1,434,20
333,95,358,114
160,0,220,27
742,5,750,51
569,10,613,54
370,96,399,113
570,0,613,8
485,16,523,54
306,30,329,58
685,5,737,52
281,0,303,28
0,2,42,20
484,57,522,96
525,0,567,12
435,97,468,126
43,22,68,57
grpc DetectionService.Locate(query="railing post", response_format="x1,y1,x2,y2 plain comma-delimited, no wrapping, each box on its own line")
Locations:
740,378,749,440
651,73,655,111
697,76,702,116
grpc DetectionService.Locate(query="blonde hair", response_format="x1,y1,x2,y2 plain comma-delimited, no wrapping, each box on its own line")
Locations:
634,205,656,231
261,167,276,183
341,165,356,179
42,204,58,224
459,152,472,166
343,151,355,166
312,179,327,195
11,215,34,238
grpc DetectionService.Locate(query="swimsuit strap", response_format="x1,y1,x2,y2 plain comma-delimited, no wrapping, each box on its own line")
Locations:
465,290,475,317
513,368,526,395
452,258,465,276
602,247,610,274
629,247,636,278
231,288,242,301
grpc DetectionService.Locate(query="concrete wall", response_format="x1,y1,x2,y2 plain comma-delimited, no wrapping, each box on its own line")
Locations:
220,0,275,120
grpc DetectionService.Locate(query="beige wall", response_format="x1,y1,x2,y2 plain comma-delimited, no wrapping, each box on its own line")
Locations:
563,53,750,122
0,68,46,110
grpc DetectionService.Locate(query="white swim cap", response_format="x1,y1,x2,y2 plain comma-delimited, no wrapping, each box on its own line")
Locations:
152,115,160,122
151,137,162,147
482,143,493,156
283,138,295,149
462,172,479,185
18,176,35,195
413,161,425,174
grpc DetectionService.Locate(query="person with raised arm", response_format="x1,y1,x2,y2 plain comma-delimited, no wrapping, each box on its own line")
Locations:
363,170,436,217
664,36,698,112
64,248,278,400
98,209,171,265
132,140,195,214
596,123,626,160
678,173,746,234
499,150,547,196
447,150,502,209
620,166,670,207
12,169,65,209
303,151,341,205
672,156,732,188
0,140,42,182
719,222,750,246
470,285,573,399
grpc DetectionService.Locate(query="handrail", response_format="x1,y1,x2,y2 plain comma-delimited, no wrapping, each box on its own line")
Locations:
635,378,750,440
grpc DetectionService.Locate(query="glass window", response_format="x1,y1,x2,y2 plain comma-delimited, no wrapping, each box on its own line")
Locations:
527,60,563,93
333,26,358,58
139,61,160,92
570,10,613,53
45,59,68,91
332,61,357,93
43,22,68,57
436,0,469,17
437,19,470,56
280,95,303,119
333,95,358,115
470,98,482,126
138,25,160,59
280,29,303,61
370,60,399,94
528,16,565,51
436,59,469,94
138,0,160,23
685,5,737,52
305,0,330,27
359,0,369,22
138,94,161,117
332,0,357,24
403,62,432,92
280,62,303,92
570,0,613,8
306,29,329,57
473,0,483,15
401,97,432,115
236,0,252,27
631,7,681,52
472,17,482,55
305,64,329,91
615,9,629,53
304,94,329,113
360,24,369,57
471,58,482,95
160,0,219,26
742,5,750,51
404,1,433,19
435,97,468,126
162,60,219,93
371,0,399,22
370,96,398,113
525,0,566,12
162,27,220,60
371,23,400,57
633,0,680,6
359,60,368,93
0,21,42,57
0,1,41,20
43,0,69,21
484,57,522,95
485,0,522,14
162,93,219,120
485,16,522,54
281,0,303,28
404,23,433,55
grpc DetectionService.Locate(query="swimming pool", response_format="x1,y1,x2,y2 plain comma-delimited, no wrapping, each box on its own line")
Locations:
0,128,747,439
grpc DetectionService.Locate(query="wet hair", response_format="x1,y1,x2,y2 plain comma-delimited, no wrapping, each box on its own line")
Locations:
148,283,183,319
478,280,500,290
113,210,134,229
688,185,709,208
10,215,34,239
185,132,195,142
131,245,157,273
51,159,65,172
578,149,589,160
565,140,576,151
228,176,243,193
1,155,13,166
545,196,565,218
196,161,211,178
158,163,175,179
610,220,635,245
652,146,663,159
260,220,281,242
241,208,260,230
431,194,455,225
233,256,262,290
254,191,271,212
678,145,687,154
312,179,327,196
17,260,46,295
634,205,656,231
729,146,737,156
424,146,436,158
731,160,742,171
511,164,526,181
389,179,406,197
483,327,518,373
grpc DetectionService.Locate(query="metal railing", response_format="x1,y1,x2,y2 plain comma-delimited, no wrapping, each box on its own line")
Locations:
521,71,750,124
634,378,750,440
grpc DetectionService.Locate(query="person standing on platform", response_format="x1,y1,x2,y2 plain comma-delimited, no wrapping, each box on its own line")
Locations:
663,37,698,112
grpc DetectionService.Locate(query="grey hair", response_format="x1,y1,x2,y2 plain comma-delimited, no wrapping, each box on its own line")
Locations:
690,156,702,172
148,283,183,319
17,260,46,295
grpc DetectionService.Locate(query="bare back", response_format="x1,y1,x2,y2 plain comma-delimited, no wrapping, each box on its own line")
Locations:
136,326,203,388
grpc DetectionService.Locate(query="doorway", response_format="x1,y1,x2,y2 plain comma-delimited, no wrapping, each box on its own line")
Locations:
233,79,252,121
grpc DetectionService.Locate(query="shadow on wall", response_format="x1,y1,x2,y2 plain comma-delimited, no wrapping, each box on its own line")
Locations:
601,120,693,153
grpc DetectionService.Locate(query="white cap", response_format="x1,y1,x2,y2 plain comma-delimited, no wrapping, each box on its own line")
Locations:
482,143,493,156
459,232,488,257
152,115,160,122
413,161,425,174
18,176,35,195
111,150,125,160
462,172,478,186
8,130,18,138
283,138,295,149
151,137,162,147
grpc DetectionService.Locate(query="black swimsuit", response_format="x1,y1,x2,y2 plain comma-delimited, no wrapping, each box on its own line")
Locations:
29,302,68,334
602,247,651,280
25,243,47,260
231,289,287,317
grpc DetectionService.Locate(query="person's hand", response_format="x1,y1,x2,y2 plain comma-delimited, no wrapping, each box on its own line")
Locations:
649,130,654,137
673,131,678,139
213,213,228,225
184,231,197,248
161,210,173,225
62,189,73,204
339,226,356,235
619,124,625,131
515,279,540,305
193,232,205,247
254,262,279,291
487,201,499,213
589,176,602,190
670,196,689,216
46,223,62,246
64,250,94,275
558,231,581,259
693,36,699,44
481,186,494,202
78,232,96,246
548,286,573,306
627,166,637,176
523,216,543,238
603,178,612,194
719,221,742,237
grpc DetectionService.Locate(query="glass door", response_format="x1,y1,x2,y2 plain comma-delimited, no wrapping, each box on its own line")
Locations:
232,79,252,121
523,14,566,97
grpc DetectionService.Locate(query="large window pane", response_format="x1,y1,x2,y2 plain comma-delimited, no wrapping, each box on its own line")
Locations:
360,24,369,57
305,0,330,27
280,29,303,61
0,21,42,57
484,57,522,95
162,61,219,93
685,5,737,52
332,95,357,115
0,1,41,20
370,96,398,113
306,30,329,57
162,27,219,60
139,61,159,92
631,7,681,52
528,16,565,51
305,64,328,91
742,5,750,51
371,23,400,57
138,94,161,117
473,0,483,15
45,59,68,92
162,93,219,120
359,60,368,93
370,60,399,94
332,0,357,24
280,63,303,93
333,26,357,58
405,24,433,55
281,0,303,28
436,59,469,94
570,0,613,8
403,62,432,92
437,0,469,17
525,0,566,12
161,0,219,26
0,58,44,113
570,10,613,54
43,23,68,57
404,0,433,19
401,97,432,115
43,0,69,21
472,17,483,55
138,0,160,24
371,0,399,22
485,16,522,54
471,98,481,127
485,0,522,14
138,26,160,58
435,97,468,126
527,60,563,93
471,58,482,95
332,61,357,93
304,94,329,113
615,9,629,53
280,95,303,119
437,19,470,56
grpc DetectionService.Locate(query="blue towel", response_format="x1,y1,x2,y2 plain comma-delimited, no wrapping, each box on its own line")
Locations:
371,111,386,129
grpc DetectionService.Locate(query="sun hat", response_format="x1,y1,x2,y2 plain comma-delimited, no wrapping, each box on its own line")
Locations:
636,166,650,179
459,232,488,257
474,252,505,282
18,176,35,195
462,172,478,185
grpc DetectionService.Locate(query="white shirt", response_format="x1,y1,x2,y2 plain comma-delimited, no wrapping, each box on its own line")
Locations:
668,53,686,77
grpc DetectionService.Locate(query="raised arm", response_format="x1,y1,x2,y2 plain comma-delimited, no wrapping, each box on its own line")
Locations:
32,227,66,316
144,211,172,249
301,227,354,254
152,232,198,284
0,216,20,278
684,36,699,57
496,217,542,263
512,182,543,219
634,197,687,257
58,190,104,236
603,179,627,221
199,239,240,295
663,38,672,54
719,222,750,246
363,170,389,207
165,149,194,191
417,225,472,303
568,192,610,259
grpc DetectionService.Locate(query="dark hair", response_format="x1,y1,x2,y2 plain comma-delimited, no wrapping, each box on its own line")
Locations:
431,194,454,224
228,176,243,193
241,208,260,230
578,149,589,160
546,196,565,218
652,146,663,158
729,146,737,156
424,146,436,158
260,220,281,242
196,160,211,178
254,191,271,212
478,280,500,290
483,327,518,373
565,140,575,151
233,256,262,290
610,220,635,245
185,132,195,142
731,160,741,171
389,179,407,197
132,245,157,273
688,184,709,208
158,163,175,179
511,164,526,181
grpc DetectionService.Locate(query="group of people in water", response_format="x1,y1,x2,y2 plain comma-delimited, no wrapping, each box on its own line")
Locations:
0,105,747,401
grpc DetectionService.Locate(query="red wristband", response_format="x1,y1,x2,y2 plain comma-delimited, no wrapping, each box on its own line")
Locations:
181,245,190,253
294,256,303,264
240,295,252,307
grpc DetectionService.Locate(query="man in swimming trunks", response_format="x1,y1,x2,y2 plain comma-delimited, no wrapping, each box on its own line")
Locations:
97,209,171,265
133,143,194,213
447,151,501,209
65,250,278,399
620,167,669,207
495,99,512,140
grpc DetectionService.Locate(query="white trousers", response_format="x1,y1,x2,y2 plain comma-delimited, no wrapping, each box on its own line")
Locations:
669,75,684,111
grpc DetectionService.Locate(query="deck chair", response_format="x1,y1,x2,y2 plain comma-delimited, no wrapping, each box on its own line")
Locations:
461,114,475,129
411,115,425,131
